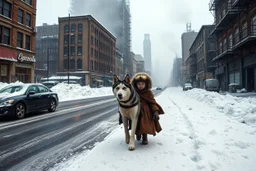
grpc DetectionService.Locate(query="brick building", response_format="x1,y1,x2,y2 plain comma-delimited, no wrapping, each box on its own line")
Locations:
188,25,216,88
209,0,256,91
58,15,116,87
0,0,37,83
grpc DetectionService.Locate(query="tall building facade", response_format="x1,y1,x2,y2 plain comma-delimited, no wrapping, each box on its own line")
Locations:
209,0,256,91
188,25,216,88
143,34,152,75
181,24,198,83
69,0,131,75
170,57,182,87
35,24,59,80
0,0,37,83
58,15,116,87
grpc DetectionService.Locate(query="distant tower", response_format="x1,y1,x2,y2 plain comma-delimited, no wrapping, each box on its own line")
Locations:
143,34,152,75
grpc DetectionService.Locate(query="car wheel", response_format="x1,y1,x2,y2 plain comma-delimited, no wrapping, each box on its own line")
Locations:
15,103,26,119
48,99,56,112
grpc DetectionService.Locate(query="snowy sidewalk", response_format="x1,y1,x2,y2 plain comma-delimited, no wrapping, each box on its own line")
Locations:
51,87,256,171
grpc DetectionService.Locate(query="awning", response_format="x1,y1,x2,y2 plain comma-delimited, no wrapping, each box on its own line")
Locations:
0,47,17,62
95,79,103,82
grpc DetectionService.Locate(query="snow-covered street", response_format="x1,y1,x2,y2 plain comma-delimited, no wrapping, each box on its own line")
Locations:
51,87,256,171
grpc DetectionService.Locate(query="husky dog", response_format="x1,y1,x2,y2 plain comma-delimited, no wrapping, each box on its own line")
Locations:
112,74,140,151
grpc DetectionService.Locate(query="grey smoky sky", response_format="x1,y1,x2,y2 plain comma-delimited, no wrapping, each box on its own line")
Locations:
36,0,213,86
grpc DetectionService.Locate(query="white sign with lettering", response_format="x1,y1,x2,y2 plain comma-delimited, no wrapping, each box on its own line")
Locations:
18,53,36,63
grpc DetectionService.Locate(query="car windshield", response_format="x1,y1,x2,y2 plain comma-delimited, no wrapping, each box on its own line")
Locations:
185,83,192,86
0,85,28,96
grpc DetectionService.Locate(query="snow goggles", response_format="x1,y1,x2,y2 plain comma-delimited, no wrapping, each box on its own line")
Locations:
134,74,147,81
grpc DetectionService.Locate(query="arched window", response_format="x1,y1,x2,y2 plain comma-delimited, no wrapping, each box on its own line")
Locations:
64,24,69,33
70,59,75,70
63,59,68,70
78,23,83,32
77,59,82,70
71,24,76,32
91,60,93,70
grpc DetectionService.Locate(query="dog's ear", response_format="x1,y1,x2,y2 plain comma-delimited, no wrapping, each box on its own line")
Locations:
124,74,130,83
113,74,119,84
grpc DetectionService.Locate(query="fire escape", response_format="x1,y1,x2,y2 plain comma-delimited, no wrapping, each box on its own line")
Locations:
209,0,239,63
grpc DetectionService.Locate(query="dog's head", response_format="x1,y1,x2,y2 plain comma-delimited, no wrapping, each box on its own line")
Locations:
112,74,132,102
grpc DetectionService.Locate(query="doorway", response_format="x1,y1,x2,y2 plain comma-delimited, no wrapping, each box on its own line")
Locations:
247,67,255,92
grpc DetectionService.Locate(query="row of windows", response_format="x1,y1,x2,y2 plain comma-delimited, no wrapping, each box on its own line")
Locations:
64,24,83,33
0,0,32,24
64,34,83,44
63,59,82,70
218,15,256,54
18,8,31,27
64,46,82,56
0,25,31,50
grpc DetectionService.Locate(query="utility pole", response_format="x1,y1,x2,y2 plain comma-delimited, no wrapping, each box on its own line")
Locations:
47,48,50,81
67,13,71,84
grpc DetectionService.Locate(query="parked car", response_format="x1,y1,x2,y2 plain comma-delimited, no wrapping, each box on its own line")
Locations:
42,81,59,89
204,79,219,92
0,83,59,119
183,83,193,91
156,86,162,90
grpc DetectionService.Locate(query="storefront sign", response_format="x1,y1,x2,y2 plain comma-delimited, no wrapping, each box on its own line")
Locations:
18,53,36,63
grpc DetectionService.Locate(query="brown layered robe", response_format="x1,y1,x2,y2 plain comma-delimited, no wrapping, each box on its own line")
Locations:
136,89,164,136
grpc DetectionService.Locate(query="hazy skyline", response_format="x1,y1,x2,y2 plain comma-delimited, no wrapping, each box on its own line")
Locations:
36,0,214,86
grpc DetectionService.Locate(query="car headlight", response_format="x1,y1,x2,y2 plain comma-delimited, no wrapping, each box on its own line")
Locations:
1,99,15,106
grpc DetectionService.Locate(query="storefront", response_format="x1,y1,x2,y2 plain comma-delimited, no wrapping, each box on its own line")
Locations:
243,54,256,92
16,52,35,83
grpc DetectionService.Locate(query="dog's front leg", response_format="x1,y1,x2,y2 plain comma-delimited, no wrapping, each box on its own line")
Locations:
122,117,130,144
128,117,138,151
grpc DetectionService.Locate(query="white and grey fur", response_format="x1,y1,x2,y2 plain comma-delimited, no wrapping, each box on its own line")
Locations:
112,74,140,151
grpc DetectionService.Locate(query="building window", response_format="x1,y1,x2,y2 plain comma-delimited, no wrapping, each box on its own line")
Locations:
78,34,82,43
64,59,68,70
71,24,76,32
234,28,239,44
228,34,233,48
17,32,23,48
3,27,10,45
70,59,75,70
219,42,222,54
25,35,31,50
77,59,82,69
18,9,24,24
91,48,93,56
251,15,256,35
26,13,31,27
25,0,32,5
64,35,68,44
64,47,68,56
91,36,93,45
77,46,82,55
223,38,227,51
1,0,11,18
91,60,93,70
71,47,75,56
64,24,69,33
71,35,75,44
78,24,83,32
242,22,247,39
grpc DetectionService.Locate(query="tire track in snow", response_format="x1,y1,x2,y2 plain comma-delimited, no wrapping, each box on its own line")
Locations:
168,96,202,164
